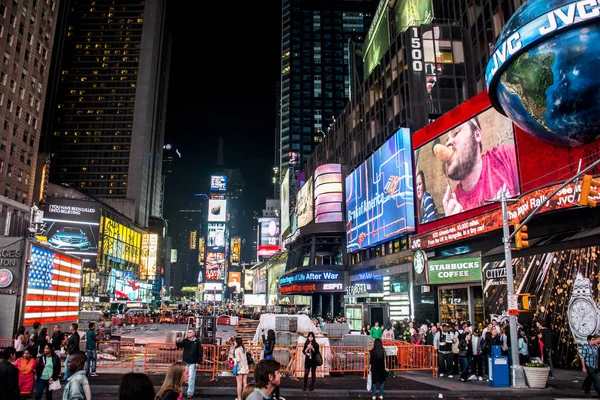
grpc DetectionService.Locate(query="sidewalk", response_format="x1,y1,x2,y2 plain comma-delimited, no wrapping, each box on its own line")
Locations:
58,368,592,398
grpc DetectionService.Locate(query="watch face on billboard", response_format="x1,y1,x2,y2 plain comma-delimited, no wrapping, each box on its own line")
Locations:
208,199,227,222
297,177,314,228
346,128,415,252
414,107,519,224
210,175,227,191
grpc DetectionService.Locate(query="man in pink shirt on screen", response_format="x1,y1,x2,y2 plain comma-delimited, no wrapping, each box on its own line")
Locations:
442,116,519,216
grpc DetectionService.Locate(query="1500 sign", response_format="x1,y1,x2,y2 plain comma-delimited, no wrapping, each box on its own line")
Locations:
410,27,423,72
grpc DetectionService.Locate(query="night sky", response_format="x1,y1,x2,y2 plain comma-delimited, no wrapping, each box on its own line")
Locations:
163,2,282,217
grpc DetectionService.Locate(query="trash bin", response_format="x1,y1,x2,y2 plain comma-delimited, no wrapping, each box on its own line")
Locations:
488,346,509,387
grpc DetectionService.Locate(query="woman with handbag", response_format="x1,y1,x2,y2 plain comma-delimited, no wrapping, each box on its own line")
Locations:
35,345,61,400
302,332,320,391
369,339,386,400
234,337,249,400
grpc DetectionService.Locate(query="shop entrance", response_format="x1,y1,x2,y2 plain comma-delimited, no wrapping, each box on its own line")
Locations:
439,287,469,323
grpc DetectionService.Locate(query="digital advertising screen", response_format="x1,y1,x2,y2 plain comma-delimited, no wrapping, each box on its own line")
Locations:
206,251,225,280
230,237,241,266
43,198,100,269
23,245,82,325
281,169,290,234
228,271,241,293
207,223,226,250
101,217,142,264
346,128,415,252
198,237,205,264
314,164,344,223
363,0,390,78
210,175,227,191
297,177,314,228
258,218,280,257
208,199,227,222
414,107,519,224
139,233,158,281
393,0,433,32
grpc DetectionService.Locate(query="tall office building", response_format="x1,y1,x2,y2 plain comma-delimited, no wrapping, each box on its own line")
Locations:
279,0,377,233
41,0,171,227
0,0,60,235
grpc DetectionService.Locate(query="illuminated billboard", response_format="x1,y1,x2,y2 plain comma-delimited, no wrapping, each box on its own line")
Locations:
24,245,82,325
140,233,158,280
258,218,279,257
210,175,227,191
208,199,227,222
206,251,225,280
393,0,433,33
198,237,205,264
228,271,241,293
414,107,519,224
100,217,141,264
281,169,290,234
207,223,226,250
363,0,390,79
230,237,241,266
297,177,314,228
346,128,415,252
314,164,343,223
43,198,100,269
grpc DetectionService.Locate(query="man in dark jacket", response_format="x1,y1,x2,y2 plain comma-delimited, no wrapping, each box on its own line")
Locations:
0,346,19,400
176,328,203,398
64,323,80,380
536,320,554,377
51,325,65,354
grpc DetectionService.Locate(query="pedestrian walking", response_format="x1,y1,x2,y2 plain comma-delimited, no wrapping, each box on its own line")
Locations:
457,327,472,382
302,332,320,391
536,320,554,377
469,329,484,380
118,372,156,400
369,339,386,400
64,324,80,380
370,321,383,339
84,323,98,377
28,323,41,358
581,335,600,398
15,327,27,359
15,349,37,399
175,328,203,399
261,329,282,400
50,326,64,356
62,352,91,400
245,359,281,400
0,346,20,400
35,344,61,400
517,330,529,365
234,337,250,400
438,323,455,378
155,361,189,400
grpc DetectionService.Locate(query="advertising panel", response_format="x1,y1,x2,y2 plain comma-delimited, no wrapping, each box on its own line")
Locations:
363,0,390,79
346,128,415,252
204,282,223,292
140,233,158,281
426,256,482,284
198,237,205,264
414,107,518,224
170,249,177,263
207,223,226,250
314,164,344,223
244,293,266,306
0,238,25,339
23,245,82,325
114,278,153,302
43,198,100,269
297,177,314,228
280,282,345,294
258,218,280,257
101,217,142,264
244,269,254,291
228,271,241,293
206,251,225,280
279,271,341,285
230,237,241,266
281,169,290,234
210,175,227,191
208,199,227,222
394,0,433,32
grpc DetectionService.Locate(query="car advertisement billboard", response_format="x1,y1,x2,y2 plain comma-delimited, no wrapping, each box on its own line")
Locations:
297,177,314,228
414,107,519,224
210,175,227,191
43,198,100,269
207,223,226,251
208,199,227,222
346,128,415,252
258,218,279,257
230,236,241,266
314,164,344,223
100,216,142,265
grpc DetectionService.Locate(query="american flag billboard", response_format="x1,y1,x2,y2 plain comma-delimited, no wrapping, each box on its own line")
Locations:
23,245,82,326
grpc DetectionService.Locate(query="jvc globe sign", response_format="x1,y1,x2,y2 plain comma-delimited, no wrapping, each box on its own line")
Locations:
486,0,600,147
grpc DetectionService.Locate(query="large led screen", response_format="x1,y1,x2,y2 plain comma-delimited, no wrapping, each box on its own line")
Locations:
207,223,226,250
101,217,142,264
314,164,343,223
139,233,158,280
207,199,227,222
258,217,279,257
346,128,415,252
297,177,314,228
206,251,225,280
281,169,290,234
43,198,100,269
414,107,519,224
230,236,241,266
210,175,227,191
24,245,82,325
393,0,433,33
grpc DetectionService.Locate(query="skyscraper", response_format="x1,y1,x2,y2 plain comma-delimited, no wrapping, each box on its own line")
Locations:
41,0,171,227
0,0,60,235
279,0,377,233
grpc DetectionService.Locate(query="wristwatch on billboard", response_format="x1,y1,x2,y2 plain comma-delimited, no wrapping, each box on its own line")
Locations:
568,275,599,344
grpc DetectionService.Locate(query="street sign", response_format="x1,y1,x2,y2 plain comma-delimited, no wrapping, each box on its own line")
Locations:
508,294,519,315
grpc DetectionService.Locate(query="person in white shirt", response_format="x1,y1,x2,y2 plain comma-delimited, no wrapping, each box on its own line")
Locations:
382,324,395,340
469,329,484,380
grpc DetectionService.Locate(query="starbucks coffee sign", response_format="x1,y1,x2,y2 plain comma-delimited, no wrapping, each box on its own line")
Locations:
427,257,482,284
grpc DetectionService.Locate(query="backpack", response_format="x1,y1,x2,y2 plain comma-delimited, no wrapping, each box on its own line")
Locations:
246,350,254,365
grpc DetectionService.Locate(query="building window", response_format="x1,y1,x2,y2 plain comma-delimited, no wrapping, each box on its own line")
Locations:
4,184,9,197
6,98,12,111
1,71,7,85
9,144,14,156
7,163,12,177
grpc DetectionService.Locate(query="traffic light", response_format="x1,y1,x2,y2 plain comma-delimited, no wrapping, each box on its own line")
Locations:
579,174,600,207
515,225,529,249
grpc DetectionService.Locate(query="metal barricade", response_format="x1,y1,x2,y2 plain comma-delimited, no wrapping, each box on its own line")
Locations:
292,346,369,378
381,343,438,377
216,344,297,375
0,338,14,350
144,343,216,380
96,341,135,372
